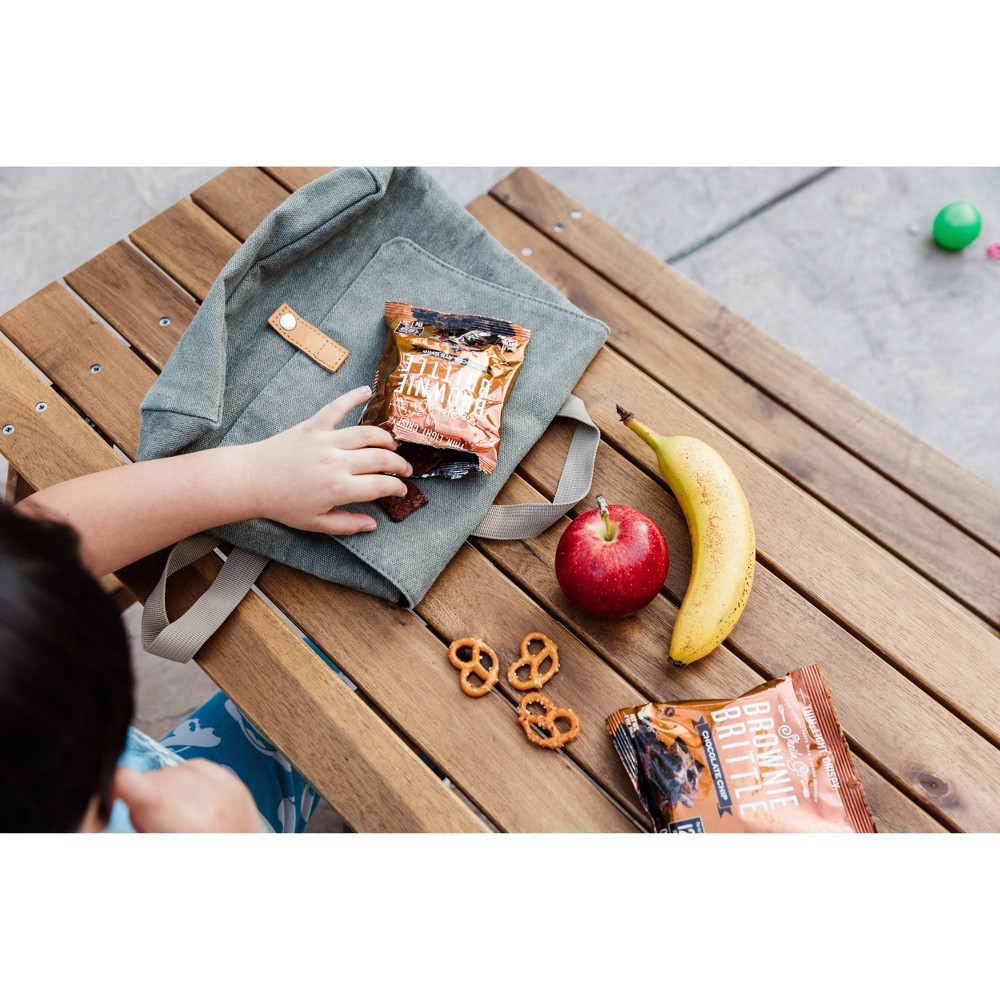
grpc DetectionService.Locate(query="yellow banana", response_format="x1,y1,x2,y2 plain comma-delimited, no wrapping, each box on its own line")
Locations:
617,405,755,668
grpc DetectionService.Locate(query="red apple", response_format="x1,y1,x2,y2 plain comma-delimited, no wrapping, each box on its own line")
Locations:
555,496,668,619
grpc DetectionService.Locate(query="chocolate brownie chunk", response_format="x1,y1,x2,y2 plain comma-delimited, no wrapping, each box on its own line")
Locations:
376,479,429,522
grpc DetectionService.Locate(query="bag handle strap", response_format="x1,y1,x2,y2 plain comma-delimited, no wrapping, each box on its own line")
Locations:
141,394,598,662
141,536,269,663
472,394,599,540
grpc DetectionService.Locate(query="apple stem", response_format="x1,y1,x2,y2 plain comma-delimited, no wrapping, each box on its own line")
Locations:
596,495,617,541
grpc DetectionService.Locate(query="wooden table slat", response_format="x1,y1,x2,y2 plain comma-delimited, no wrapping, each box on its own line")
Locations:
0,338,120,488
130,199,241,301
492,168,1000,555
0,283,156,457
469,195,1000,629
65,241,195,371
847,757,946,832
191,168,289,242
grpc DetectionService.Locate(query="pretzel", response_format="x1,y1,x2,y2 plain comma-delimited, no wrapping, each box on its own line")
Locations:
448,638,500,698
506,632,560,691
517,692,581,749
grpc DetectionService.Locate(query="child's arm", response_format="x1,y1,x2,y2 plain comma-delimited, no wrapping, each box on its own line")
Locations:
16,385,413,577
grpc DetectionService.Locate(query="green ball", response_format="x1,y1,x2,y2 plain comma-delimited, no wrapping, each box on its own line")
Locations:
932,200,983,251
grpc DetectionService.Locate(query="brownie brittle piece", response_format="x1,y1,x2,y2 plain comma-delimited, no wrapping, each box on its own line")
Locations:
376,479,429,522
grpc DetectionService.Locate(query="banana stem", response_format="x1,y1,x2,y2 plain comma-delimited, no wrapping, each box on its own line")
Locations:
616,404,659,450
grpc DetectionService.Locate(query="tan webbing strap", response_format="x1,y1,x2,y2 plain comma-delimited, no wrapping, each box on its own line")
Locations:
472,394,600,540
141,536,269,663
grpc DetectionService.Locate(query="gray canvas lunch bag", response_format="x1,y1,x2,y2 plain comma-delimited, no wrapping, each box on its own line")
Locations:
137,167,610,662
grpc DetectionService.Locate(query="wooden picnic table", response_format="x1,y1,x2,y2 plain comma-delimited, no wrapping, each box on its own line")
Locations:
2,166,999,833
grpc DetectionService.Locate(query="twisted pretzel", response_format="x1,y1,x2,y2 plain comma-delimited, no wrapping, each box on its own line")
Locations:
506,632,560,691
448,638,500,698
517,692,581,749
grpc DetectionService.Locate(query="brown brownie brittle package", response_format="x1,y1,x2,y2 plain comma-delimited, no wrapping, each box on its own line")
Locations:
361,302,531,477
606,664,875,833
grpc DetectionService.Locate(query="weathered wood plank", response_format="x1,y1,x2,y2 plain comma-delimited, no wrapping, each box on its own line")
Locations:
0,339,120,488
850,757,946,833
0,284,155,457
492,168,1000,555
191,167,289,241
481,469,991,831
0,329,487,833
130,200,240,301
468,195,1000,629
65,241,195,370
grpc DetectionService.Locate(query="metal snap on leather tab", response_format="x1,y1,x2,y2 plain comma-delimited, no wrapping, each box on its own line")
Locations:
279,313,297,331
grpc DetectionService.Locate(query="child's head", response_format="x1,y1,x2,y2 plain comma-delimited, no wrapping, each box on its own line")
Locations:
0,503,134,832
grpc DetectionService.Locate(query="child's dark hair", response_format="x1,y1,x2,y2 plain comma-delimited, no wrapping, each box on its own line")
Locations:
0,502,134,832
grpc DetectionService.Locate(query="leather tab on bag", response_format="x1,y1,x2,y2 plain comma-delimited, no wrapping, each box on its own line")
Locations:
268,303,349,373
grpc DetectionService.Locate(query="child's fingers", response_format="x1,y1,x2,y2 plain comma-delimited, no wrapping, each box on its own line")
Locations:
112,767,147,805
332,424,397,452
345,449,413,478
313,510,379,535
341,474,409,504
310,385,373,429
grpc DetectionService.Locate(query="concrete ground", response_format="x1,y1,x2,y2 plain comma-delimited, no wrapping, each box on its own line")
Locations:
2,166,998,831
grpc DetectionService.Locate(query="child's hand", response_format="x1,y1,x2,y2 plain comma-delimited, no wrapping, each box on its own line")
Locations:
241,385,412,535
113,759,262,833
